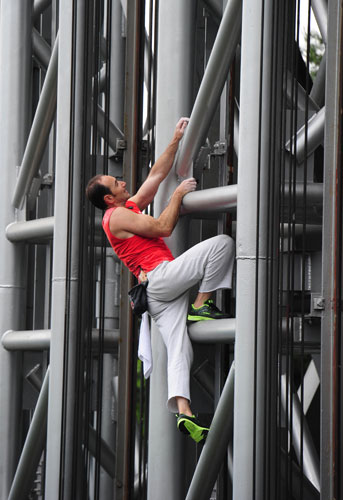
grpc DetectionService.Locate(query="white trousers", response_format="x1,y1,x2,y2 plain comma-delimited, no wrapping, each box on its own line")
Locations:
146,234,235,412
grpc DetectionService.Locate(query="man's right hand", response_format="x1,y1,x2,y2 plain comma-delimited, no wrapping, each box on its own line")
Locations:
175,177,197,197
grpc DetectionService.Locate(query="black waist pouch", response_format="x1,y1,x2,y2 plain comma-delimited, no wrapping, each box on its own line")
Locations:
128,280,149,316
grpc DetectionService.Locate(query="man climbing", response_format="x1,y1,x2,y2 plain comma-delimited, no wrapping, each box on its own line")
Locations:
86,117,235,443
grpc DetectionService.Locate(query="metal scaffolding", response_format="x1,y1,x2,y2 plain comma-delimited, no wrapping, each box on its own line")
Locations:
0,0,341,499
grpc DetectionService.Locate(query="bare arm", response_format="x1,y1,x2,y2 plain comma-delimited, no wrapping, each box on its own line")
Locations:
109,178,197,239
129,117,189,210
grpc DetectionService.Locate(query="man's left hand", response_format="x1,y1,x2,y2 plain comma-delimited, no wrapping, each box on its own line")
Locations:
174,117,189,141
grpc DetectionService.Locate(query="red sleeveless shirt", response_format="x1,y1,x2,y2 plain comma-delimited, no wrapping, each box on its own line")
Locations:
102,201,174,278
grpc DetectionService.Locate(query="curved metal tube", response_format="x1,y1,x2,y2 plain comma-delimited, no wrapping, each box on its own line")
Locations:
175,0,242,178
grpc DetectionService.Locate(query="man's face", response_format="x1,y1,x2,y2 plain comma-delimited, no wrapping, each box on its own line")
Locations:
101,175,131,206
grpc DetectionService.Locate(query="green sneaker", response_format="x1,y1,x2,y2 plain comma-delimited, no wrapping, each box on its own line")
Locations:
176,414,209,443
187,299,231,322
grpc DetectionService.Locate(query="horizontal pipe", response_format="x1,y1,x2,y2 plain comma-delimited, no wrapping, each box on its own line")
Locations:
91,329,120,352
32,29,51,69
6,216,54,243
12,34,59,209
2,330,51,350
176,0,242,178
181,182,322,215
188,318,235,343
1,329,119,351
8,368,50,500
188,316,319,346
285,106,325,164
181,185,237,214
282,182,323,206
281,223,322,238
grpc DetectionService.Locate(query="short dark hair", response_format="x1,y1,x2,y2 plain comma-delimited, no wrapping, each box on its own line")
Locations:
86,175,111,210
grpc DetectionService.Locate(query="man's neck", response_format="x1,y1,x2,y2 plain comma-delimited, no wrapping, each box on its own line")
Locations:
107,200,126,209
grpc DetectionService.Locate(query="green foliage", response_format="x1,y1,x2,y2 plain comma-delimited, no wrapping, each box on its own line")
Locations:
303,31,325,79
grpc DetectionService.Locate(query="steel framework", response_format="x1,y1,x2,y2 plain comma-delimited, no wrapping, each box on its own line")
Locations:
0,0,341,499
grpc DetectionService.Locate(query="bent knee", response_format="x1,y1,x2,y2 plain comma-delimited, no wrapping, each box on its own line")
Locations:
216,233,235,250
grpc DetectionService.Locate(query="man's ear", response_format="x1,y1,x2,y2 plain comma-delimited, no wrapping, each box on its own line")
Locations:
104,193,115,205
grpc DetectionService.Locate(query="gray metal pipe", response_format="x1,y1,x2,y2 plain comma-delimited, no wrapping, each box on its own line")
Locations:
6,216,54,243
284,182,323,206
175,0,242,178
297,359,320,416
147,1,196,499
285,106,325,164
25,364,43,392
12,34,58,209
32,29,51,69
233,0,280,498
311,0,327,45
33,0,52,21
188,318,235,343
181,185,237,214
91,329,120,352
109,0,125,133
45,1,83,495
8,368,50,500
181,182,322,216
87,425,116,478
2,330,51,350
98,64,107,94
96,104,125,147
203,0,222,22
1,327,119,352
185,363,235,500
0,1,32,495
234,100,240,157
280,450,320,500
320,1,342,495
280,375,320,491
286,72,319,112
310,52,326,108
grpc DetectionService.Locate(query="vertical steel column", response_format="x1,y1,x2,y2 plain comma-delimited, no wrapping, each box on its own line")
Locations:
147,1,195,500
320,0,343,498
44,0,74,496
100,251,119,499
233,0,276,498
0,1,31,496
115,1,141,498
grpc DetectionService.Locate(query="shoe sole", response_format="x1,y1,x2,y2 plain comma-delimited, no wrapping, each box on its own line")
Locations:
177,417,209,443
187,315,215,321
